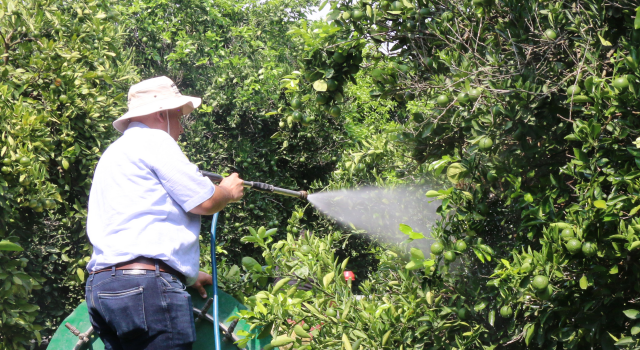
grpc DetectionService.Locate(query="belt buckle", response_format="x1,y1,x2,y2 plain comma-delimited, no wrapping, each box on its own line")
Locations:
122,269,147,275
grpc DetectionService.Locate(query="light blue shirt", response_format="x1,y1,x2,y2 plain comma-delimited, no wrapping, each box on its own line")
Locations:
86,122,215,286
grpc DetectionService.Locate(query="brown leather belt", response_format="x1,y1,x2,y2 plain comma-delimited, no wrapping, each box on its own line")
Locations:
90,256,186,284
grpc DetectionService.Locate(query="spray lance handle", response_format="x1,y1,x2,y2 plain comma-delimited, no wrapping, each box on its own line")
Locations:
200,170,308,200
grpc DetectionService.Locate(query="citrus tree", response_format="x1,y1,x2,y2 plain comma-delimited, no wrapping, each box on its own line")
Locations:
265,0,640,348
231,212,494,350
0,0,137,347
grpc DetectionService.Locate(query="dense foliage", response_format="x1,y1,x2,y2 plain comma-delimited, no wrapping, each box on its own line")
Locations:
118,0,396,287
245,0,640,348
4,0,640,349
0,0,137,347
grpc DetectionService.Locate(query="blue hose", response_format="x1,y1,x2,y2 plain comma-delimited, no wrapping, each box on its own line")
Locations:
210,212,221,350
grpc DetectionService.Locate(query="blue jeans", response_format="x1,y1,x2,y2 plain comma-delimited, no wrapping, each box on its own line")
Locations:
85,265,196,350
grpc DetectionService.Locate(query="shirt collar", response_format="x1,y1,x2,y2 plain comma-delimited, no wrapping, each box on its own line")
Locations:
125,121,150,132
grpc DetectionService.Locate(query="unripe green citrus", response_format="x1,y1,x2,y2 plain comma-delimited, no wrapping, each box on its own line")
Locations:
455,240,467,252
613,76,629,90
477,203,489,215
582,241,597,257
405,91,416,101
468,88,481,101
333,52,347,64
390,1,403,11
444,251,456,263
478,137,493,150
19,157,30,166
566,239,582,255
544,29,557,40
352,9,364,21
316,94,329,105
292,111,303,122
44,199,56,209
326,308,337,317
300,245,312,254
437,95,449,107
457,307,467,319
327,79,338,91
430,241,444,255
566,85,581,95
500,305,513,317
532,275,549,291
291,98,302,110
560,228,574,240
520,263,532,273
466,229,477,237
457,92,470,104
329,106,341,117
487,171,498,182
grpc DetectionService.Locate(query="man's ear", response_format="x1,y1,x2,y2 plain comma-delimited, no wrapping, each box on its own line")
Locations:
154,111,164,123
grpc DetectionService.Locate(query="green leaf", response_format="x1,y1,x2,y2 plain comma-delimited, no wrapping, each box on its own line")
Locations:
598,34,612,46
615,337,634,345
524,193,533,203
20,304,39,312
623,309,640,319
525,323,536,346
426,190,440,197
610,265,618,274
77,268,85,281
401,0,414,8
636,7,640,29
323,272,335,288
446,163,468,184
405,260,420,270
399,223,413,235
399,223,425,239
410,247,425,260
632,323,640,335
579,275,588,289
629,241,640,251
593,200,606,208
0,240,23,251
474,300,488,312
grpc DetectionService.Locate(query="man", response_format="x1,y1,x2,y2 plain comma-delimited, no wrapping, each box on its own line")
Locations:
85,76,244,350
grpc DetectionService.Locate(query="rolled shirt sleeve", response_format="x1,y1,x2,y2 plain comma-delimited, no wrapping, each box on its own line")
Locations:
151,134,215,212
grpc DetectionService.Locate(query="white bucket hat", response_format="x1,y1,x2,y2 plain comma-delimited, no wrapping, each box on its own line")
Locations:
113,76,202,133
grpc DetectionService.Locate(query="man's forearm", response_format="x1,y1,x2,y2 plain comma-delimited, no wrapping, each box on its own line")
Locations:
190,185,235,215
208,185,235,213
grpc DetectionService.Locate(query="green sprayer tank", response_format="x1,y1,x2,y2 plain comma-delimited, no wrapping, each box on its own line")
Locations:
47,286,274,350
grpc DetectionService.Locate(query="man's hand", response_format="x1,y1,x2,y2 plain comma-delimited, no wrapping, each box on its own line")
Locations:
190,271,213,298
190,173,244,215
219,173,244,202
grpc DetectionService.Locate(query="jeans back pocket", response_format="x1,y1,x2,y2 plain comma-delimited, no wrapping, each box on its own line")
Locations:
98,286,148,340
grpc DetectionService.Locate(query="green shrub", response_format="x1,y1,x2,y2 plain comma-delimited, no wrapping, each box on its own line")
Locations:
0,0,137,347
275,0,640,348
232,216,494,349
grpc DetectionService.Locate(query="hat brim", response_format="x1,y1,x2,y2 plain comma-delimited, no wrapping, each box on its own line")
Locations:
113,95,202,133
